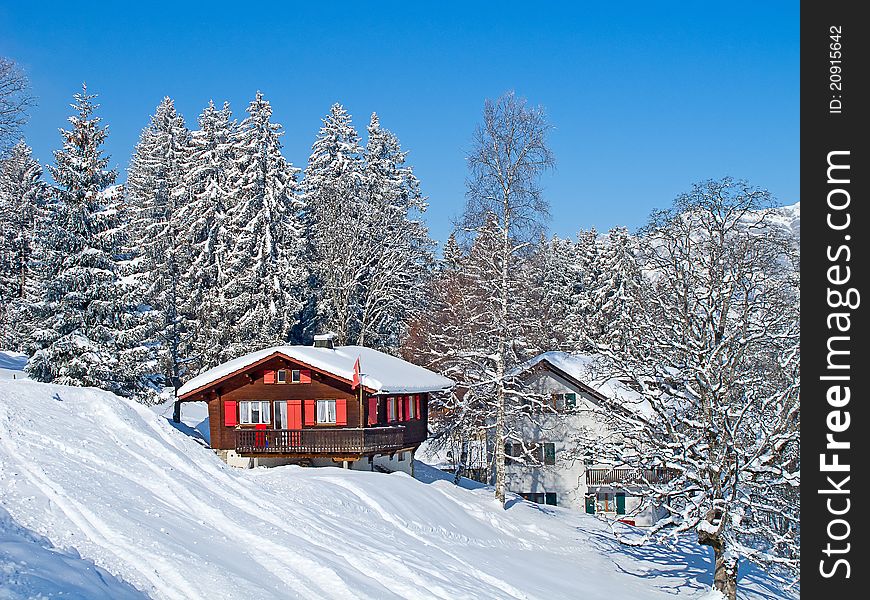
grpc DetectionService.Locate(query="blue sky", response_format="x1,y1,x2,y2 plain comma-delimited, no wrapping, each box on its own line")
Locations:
1,2,798,244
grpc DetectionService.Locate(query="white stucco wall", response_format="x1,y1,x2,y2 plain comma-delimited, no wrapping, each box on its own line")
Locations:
504,369,606,510
505,368,655,524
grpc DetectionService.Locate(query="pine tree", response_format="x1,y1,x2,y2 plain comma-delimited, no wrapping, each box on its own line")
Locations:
586,226,642,352
300,103,365,343
528,234,585,352
177,101,238,373
25,85,136,395
0,141,47,348
123,97,191,391
356,113,434,350
224,91,304,354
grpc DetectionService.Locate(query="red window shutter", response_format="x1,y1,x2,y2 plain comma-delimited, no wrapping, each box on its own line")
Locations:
404,396,412,421
367,397,378,425
224,401,237,426
288,400,302,429
304,399,315,426
415,395,421,420
336,399,347,426
264,370,276,384
300,369,312,384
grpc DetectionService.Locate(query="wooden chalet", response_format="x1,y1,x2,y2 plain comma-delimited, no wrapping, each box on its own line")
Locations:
176,334,454,470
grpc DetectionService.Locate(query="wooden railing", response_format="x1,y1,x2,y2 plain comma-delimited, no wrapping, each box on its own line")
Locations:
585,467,676,486
235,427,406,454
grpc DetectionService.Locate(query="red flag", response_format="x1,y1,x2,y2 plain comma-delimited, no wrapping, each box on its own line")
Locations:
352,357,361,389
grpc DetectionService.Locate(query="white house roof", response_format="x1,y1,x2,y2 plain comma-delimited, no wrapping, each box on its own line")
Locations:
177,345,454,398
511,351,651,415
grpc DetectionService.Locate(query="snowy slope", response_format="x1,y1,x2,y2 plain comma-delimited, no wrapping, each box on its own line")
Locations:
0,365,793,599
1,505,145,599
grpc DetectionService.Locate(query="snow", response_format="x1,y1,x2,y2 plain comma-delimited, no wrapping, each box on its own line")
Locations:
511,351,652,415
177,344,454,397
0,370,794,599
0,506,145,600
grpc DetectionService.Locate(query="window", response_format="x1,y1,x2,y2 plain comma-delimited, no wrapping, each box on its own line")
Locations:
543,443,556,465
273,401,287,429
276,370,287,383
519,492,557,506
407,396,416,420
549,392,577,411
505,442,555,466
291,369,301,383
387,396,398,422
316,399,336,424
239,401,270,425
564,393,577,410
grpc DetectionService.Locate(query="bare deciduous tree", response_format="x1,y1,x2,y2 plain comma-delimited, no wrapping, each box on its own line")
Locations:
0,57,35,155
461,91,555,505
585,178,800,599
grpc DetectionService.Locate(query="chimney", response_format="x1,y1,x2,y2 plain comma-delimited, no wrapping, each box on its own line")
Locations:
313,332,338,349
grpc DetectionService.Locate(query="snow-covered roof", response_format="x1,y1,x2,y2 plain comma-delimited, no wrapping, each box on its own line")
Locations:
178,345,454,397
511,351,649,414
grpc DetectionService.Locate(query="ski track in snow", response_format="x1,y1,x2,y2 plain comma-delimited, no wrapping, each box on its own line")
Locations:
0,373,796,600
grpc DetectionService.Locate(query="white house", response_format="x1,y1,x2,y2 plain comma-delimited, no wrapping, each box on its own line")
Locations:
503,352,669,525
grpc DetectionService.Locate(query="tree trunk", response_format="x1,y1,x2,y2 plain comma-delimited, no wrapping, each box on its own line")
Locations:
493,213,511,507
698,512,737,600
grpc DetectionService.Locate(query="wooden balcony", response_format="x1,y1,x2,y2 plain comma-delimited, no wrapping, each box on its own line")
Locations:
235,426,406,455
585,467,676,486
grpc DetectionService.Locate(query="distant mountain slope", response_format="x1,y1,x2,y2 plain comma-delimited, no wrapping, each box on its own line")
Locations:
0,364,794,599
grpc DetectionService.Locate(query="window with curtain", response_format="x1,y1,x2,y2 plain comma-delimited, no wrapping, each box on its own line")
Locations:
239,401,270,425
316,399,336,424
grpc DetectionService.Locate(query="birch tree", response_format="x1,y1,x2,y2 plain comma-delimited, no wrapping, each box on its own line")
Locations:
586,178,800,599
460,91,555,505
0,57,34,155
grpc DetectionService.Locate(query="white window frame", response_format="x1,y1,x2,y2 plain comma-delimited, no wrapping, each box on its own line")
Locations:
239,400,271,425
291,369,301,383
407,396,416,420
387,396,398,422
316,399,336,424
276,370,287,384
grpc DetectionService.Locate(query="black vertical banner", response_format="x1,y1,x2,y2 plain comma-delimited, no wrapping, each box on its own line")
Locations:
802,1,867,596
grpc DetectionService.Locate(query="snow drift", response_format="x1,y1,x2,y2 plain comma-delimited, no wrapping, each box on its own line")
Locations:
0,360,793,599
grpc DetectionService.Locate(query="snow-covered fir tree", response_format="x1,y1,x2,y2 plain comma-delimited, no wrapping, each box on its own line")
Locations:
528,234,585,351
0,141,47,349
177,100,239,373
25,85,141,396
300,103,366,344
224,91,304,355
123,96,192,392
356,113,434,349
585,226,643,352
